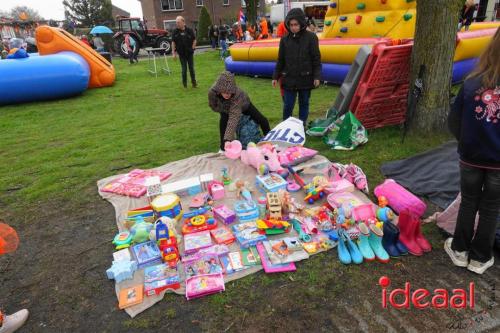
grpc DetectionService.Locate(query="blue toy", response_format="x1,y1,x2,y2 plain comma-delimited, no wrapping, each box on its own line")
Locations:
106,260,138,283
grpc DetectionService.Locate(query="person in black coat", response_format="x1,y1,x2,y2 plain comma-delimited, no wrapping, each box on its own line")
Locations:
172,16,197,88
272,8,321,125
459,0,475,31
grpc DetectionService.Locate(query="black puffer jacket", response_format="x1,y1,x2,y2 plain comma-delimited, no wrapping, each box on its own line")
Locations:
272,8,322,90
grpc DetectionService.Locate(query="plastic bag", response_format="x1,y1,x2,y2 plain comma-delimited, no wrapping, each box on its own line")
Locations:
323,112,368,150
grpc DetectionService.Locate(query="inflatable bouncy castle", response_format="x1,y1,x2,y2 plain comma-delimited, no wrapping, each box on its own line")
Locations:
0,26,115,105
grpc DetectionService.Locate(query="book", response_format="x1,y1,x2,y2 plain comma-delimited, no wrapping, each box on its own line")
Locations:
241,247,260,266
228,251,244,271
118,285,144,309
256,242,296,274
210,226,236,245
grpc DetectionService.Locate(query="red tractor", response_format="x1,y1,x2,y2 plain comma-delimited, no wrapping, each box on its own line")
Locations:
113,17,172,58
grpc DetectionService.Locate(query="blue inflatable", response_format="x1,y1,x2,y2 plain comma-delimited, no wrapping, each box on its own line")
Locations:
0,51,90,105
225,56,477,85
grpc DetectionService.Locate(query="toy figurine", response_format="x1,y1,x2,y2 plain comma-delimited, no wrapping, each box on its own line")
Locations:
221,167,231,185
234,180,253,202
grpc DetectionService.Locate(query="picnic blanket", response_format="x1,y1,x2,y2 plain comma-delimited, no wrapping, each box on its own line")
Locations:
97,152,373,317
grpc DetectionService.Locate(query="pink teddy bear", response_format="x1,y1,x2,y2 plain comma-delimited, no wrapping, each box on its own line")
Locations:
224,140,283,172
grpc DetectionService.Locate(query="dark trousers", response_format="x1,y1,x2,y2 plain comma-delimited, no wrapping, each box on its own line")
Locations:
283,89,311,125
179,53,196,87
128,49,137,64
452,164,500,262
219,102,270,150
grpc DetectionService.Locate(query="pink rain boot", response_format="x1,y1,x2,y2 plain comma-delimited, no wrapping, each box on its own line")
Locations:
397,210,423,256
413,215,432,252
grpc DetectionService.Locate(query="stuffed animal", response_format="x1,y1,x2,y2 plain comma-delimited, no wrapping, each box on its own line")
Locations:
225,140,282,172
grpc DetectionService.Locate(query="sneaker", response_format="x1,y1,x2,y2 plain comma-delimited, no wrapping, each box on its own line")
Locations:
467,257,494,275
0,309,29,333
444,238,468,267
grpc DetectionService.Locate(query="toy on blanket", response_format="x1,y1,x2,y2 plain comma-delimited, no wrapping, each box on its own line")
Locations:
278,146,318,166
150,218,180,268
327,163,369,194
257,218,291,235
224,140,283,173
151,193,183,221
106,260,138,283
182,213,217,235
208,180,225,201
130,217,154,243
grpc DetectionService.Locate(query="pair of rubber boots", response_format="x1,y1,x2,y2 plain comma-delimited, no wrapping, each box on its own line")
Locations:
338,224,389,265
391,210,432,256
382,221,409,257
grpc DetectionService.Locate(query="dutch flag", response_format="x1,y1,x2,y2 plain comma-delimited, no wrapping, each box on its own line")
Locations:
239,8,246,23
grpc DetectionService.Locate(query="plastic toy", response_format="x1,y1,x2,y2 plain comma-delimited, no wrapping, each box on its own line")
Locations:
374,179,427,217
235,180,253,201
106,260,138,283
208,180,225,201
144,263,180,296
378,195,389,207
184,231,213,254
290,218,312,242
213,204,236,225
286,166,306,189
183,207,210,219
256,173,287,193
131,241,162,268
112,231,133,250
130,218,154,244
182,214,217,235
352,204,376,222
151,193,183,221
234,200,259,221
266,192,282,219
286,179,301,192
256,219,291,235
258,163,270,176
232,221,267,248
221,167,231,185
224,140,243,159
257,196,267,219
376,206,395,223
304,184,326,204
159,240,180,268
199,173,214,192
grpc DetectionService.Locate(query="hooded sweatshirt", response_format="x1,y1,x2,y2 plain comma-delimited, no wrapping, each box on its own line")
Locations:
272,8,321,90
208,71,251,141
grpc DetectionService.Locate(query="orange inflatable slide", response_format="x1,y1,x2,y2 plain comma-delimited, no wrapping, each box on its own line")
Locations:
36,26,115,88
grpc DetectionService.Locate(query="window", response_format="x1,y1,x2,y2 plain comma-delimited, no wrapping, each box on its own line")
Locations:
223,0,229,5
120,20,132,31
161,0,183,11
196,0,203,6
163,20,177,32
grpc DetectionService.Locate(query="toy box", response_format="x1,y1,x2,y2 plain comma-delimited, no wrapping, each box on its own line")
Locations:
213,204,236,224
210,226,236,245
144,263,181,296
185,274,225,300
131,241,162,268
162,177,202,197
234,200,259,221
183,230,213,254
264,237,309,265
184,253,224,277
199,173,214,191
255,173,287,193
208,181,225,201
232,221,267,248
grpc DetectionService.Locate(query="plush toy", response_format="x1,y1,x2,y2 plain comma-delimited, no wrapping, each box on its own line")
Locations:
225,140,282,172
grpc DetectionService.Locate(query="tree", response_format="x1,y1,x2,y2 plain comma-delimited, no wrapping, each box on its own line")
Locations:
63,0,113,27
9,5,43,21
407,0,464,133
196,6,213,45
244,0,258,25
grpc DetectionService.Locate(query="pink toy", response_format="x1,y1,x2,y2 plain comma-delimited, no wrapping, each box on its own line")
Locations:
185,274,225,300
208,181,225,201
278,146,317,166
223,140,283,173
324,179,355,194
224,140,242,159
352,204,376,222
374,179,426,217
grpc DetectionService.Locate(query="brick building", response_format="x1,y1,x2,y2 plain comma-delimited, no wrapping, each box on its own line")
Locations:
138,0,266,31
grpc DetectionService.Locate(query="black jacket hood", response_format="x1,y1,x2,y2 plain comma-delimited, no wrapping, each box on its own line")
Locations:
285,8,307,35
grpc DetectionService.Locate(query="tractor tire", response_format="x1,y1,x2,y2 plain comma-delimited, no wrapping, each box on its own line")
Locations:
156,37,172,55
114,35,139,59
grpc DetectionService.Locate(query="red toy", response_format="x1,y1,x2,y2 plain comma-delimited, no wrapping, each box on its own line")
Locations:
182,214,218,235
158,237,180,268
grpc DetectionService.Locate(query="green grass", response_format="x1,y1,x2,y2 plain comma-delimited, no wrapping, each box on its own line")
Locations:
0,51,450,213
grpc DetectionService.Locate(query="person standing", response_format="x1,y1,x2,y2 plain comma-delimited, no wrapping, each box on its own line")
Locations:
172,16,197,88
92,33,105,52
272,8,321,125
445,28,500,275
209,25,217,49
259,17,269,39
218,24,229,59
459,0,475,31
276,21,287,38
124,34,138,64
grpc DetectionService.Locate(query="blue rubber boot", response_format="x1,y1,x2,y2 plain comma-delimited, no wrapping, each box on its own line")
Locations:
382,221,401,257
345,232,364,264
368,225,390,263
357,223,375,261
396,239,409,255
337,229,352,265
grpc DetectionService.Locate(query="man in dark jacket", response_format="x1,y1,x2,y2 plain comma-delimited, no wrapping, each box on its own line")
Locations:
272,8,321,125
172,16,197,88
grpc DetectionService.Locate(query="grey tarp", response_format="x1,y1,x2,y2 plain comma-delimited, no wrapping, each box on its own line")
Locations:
380,141,460,209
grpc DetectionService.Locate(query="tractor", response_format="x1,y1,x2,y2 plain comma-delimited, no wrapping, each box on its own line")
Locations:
113,17,172,58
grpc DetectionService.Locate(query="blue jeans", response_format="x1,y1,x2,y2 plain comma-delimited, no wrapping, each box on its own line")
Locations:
283,89,311,124
220,39,227,58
